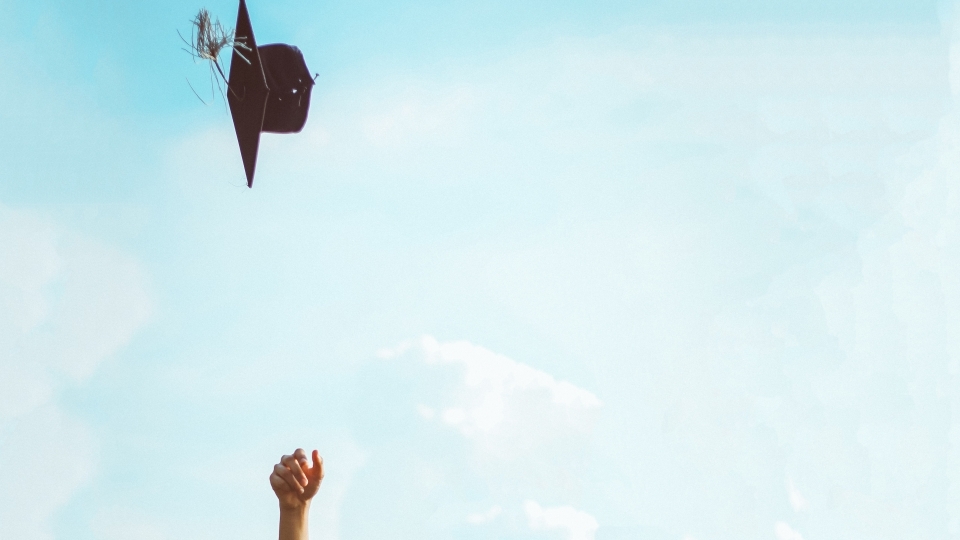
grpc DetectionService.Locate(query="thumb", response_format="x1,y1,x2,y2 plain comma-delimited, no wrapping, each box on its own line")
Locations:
311,450,324,480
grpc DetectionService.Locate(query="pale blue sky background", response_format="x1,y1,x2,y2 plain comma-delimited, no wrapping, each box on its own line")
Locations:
3,1,960,539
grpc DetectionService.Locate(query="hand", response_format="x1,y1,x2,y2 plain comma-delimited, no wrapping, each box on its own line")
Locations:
270,448,324,510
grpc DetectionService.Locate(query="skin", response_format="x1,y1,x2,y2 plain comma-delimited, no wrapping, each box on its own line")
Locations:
270,448,325,540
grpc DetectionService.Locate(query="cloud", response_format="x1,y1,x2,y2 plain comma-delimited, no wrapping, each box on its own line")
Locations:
524,500,599,540
380,336,600,454
466,504,502,524
774,522,804,540
0,404,97,540
786,477,808,513
0,204,151,540
0,206,151,388
364,337,601,536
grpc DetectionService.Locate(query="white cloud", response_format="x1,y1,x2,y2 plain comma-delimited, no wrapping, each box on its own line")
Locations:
0,204,151,540
786,477,808,513
466,504,502,524
0,209,59,333
375,337,601,534
418,336,601,409
774,522,804,540
381,335,601,455
524,500,599,540
0,207,151,388
0,404,97,540
416,403,436,419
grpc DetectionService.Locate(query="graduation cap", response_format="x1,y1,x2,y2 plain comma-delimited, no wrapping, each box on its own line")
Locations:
226,0,315,187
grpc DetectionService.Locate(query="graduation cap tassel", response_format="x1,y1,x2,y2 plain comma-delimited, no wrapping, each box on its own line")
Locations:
179,8,251,102
182,0,316,188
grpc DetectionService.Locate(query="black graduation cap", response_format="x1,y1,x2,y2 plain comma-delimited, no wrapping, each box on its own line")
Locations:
227,0,315,187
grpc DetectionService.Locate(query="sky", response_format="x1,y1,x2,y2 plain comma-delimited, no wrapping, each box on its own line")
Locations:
2,0,960,539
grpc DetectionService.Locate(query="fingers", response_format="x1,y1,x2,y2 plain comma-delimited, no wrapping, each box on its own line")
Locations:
281,453,309,488
273,462,304,494
293,448,309,469
270,448,324,499
270,469,293,493
311,449,324,481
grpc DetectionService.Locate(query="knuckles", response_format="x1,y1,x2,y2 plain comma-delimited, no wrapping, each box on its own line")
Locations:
273,450,324,485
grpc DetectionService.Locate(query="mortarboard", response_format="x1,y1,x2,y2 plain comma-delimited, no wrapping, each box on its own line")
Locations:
227,0,315,187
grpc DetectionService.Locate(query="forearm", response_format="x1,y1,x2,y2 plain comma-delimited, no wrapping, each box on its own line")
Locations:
279,503,310,540
272,448,324,540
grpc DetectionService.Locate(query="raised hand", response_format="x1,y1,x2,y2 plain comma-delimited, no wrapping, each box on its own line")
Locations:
270,448,324,510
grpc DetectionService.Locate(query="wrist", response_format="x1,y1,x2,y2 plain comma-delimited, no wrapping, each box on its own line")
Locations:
279,499,311,514
278,499,310,540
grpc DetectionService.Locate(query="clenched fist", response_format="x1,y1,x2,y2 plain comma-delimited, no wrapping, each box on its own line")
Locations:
270,448,324,511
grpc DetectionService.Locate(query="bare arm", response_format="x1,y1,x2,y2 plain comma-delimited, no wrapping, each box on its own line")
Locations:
270,448,325,540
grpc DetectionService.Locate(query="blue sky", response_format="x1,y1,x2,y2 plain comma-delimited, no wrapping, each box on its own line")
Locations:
2,0,960,539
